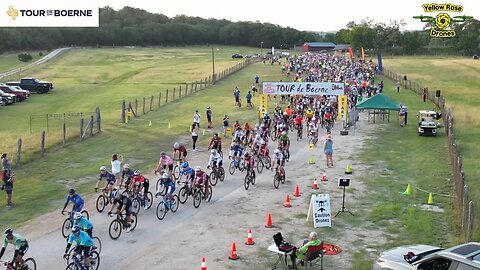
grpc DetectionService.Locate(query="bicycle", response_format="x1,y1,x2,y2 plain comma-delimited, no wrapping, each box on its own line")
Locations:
172,159,184,180
65,234,102,262
122,187,153,213
273,165,286,189
308,132,318,147
326,120,333,134
228,155,245,175
208,163,225,186
63,249,100,270
244,168,256,190
255,148,271,173
108,212,137,240
61,210,90,239
0,258,36,270
156,193,179,220
95,188,113,213
296,124,303,141
177,181,202,208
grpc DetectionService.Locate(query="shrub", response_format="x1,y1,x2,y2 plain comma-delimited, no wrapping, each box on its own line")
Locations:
38,52,43,56
18,53,33,62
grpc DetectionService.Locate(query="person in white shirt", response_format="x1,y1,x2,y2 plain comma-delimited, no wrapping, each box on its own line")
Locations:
111,154,123,188
207,149,223,169
193,110,201,128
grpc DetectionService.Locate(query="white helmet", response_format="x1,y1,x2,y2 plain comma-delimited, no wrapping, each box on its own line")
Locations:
195,166,201,172
256,134,261,139
274,149,280,154
312,117,316,121
260,124,265,128
113,189,122,199
100,166,107,171
281,131,287,136
123,164,130,169
73,212,83,220
134,170,140,176
173,142,180,149
162,173,169,179
211,149,217,154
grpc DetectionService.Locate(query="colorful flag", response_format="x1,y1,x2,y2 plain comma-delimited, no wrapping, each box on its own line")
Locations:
361,47,365,61
377,50,383,72
347,47,353,60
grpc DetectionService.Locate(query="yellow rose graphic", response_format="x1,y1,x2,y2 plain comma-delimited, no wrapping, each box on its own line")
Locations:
435,13,451,29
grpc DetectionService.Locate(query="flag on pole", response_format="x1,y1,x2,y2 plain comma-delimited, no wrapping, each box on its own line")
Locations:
377,50,383,73
347,47,353,60
361,47,365,61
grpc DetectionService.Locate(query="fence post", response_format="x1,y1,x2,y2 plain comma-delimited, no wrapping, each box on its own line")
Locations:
96,107,101,133
142,97,146,115
121,100,126,123
467,201,474,241
185,84,188,96
462,185,468,230
80,118,84,140
195,81,198,92
89,116,94,137
135,99,138,116
150,95,154,111
158,92,161,108
179,86,182,99
166,89,169,103
40,130,46,158
63,121,66,146
190,82,194,94
173,88,176,101
15,138,22,166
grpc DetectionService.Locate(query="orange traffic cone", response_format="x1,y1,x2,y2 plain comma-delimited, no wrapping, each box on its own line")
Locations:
245,229,255,245
321,172,328,182
312,177,319,189
200,257,207,270
265,213,273,228
294,185,301,197
284,194,292,207
229,242,239,260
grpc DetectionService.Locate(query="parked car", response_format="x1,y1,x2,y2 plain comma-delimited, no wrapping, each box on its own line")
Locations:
8,85,30,97
0,84,28,101
6,77,53,94
244,54,252,58
232,54,243,59
373,242,480,270
417,110,439,136
0,90,16,106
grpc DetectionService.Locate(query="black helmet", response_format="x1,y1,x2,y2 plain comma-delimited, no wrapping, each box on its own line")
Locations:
69,188,76,194
4,228,13,236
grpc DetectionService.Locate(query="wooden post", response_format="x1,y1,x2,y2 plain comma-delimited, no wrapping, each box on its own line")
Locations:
166,89,169,103
80,118,84,140
173,88,176,100
63,121,66,146
185,84,188,96
158,91,161,108
195,81,198,92
191,82,194,94
96,107,101,133
150,95,154,111
142,97,146,115
121,100,126,123
40,130,46,158
16,138,22,166
135,98,138,116
89,116,94,137
179,86,182,99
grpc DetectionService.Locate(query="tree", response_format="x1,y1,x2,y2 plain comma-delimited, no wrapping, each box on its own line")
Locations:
400,31,429,54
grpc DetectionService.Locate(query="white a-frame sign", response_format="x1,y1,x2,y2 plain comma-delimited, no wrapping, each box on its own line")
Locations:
306,194,332,228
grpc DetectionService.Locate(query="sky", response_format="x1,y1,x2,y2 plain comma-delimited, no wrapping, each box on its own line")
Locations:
98,0,480,32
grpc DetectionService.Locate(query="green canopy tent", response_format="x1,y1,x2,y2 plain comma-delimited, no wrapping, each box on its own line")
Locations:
355,94,401,123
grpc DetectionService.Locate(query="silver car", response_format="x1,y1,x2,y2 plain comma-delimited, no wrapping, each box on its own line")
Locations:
373,242,480,270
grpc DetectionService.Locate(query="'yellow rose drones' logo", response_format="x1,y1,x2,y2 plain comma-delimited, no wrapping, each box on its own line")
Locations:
413,3,473,38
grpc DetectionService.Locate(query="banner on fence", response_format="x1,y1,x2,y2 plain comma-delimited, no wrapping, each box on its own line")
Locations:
262,82,345,96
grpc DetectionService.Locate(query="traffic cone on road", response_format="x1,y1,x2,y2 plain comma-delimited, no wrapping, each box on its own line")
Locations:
345,164,352,174
245,229,255,245
148,120,152,127
312,178,319,189
284,194,292,207
200,257,207,270
203,129,206,136
309,155,315,164
265,213,273,228
168,122,171,129
401,184,411,196
229,242,239,260
321,172,328,182
428,193,434,205
294,185,301,197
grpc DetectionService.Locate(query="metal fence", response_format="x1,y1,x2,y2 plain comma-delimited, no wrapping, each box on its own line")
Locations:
382,68,474,241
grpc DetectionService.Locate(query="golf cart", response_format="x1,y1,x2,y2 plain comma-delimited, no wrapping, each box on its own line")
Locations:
417,110,439,136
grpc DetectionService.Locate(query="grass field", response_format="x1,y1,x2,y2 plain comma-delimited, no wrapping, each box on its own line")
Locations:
0,51,44,73
383,56,480,240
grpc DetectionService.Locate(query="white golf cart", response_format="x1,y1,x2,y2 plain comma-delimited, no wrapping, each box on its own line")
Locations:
417,110,439,136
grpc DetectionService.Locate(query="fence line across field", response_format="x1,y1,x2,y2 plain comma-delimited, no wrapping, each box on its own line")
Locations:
29,111,96,133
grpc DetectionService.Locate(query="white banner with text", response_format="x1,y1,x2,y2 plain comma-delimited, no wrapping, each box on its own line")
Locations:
262,82,345,96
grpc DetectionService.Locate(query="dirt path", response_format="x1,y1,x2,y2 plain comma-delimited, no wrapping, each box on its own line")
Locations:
8,114,381,269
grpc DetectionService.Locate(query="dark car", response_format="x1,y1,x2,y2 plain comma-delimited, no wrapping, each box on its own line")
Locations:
6,77,53,94
0,84,28,101
0,90,16,106
232,54,243,59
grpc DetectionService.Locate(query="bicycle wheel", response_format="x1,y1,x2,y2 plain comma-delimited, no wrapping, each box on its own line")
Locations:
173,164,180,180
95,195,106,213
62,218,72,238
171,195,179,213
193,190,202,208
108,219,122,240
209,172,218,186
130,213,138,231
244,175,250,190
65,262,79,270
238,160,245,172
178,186,188,204
219,167,225,181
131,198,141,215
81,210,89,220
156,201,167,220
281,173,286,184
251,171,256,185
93,236,102,254
273,174,280,189
145,192,154,209
256,158,264,173
297,130,300,141
24,258,37,270
229,161,236,175
90,251,100,270
264,156,272,169
203,186,213,202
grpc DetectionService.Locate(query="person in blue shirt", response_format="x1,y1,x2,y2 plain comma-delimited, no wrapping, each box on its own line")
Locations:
95,166,116,193
121,164,135,188
230,141,244,161
61,188,84,214
73,212,93,238
246,91,252,108
158,173,175,209
64,226,93,270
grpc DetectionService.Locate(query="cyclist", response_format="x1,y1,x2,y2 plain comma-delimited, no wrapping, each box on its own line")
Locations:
179,161,195,187
278,131,290,161
155,152,174,176
294,113,303,131
64,225,94,270
121,163,135,188
61,188,84,215
172,142,187,161
233,126,244,145
95,166,116,193
243,122,252,145
230,141,243,163
73,212,94,238
305,108,314,123
253,134,266,156
130,170,150,210
194,166,210,199
270,149,285,177
243,152,255,179
262,113,271,129
207,133,222,154
158,173,175,209
207,149,223,169
0,228,28,270
108,190,133,232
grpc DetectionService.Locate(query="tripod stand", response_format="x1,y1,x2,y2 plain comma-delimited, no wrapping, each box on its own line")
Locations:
335,185,354,217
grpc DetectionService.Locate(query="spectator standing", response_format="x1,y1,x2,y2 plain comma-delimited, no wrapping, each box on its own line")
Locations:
191,124,199,152
324,134,334,168
111,154,123,188
422,88,428,102
233,86,241,107
246,91,253,108
193,110,201,128
396,81,400,93
255,75,260,84
1,153,14,208
206,106,213,128
222,114,229,136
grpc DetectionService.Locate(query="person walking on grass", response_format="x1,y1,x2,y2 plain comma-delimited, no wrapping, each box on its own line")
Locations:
191,124,199,152
206,106,213,129
396,81,400,93
1,153,14,208
324,134,334,168
193,110,201,128
223,114,229,136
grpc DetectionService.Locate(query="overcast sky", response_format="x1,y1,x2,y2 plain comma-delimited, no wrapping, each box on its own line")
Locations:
98,0,479,32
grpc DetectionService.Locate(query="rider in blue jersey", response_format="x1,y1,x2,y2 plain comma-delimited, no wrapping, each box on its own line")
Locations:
64,226,93,270
73,212,94,238
62,188,84,214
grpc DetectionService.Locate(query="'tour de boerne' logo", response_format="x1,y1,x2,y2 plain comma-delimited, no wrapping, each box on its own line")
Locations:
413,3,473,38
6,6,94,20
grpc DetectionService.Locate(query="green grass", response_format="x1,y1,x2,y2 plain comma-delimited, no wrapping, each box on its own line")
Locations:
0,51,44,73
383,56,480,240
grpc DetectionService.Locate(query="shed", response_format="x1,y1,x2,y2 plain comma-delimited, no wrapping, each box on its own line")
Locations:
302,42,336,52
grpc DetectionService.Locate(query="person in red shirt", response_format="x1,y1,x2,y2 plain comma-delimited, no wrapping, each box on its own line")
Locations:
294,114,303,130
130,170,150,210
172,142,187,161
207,133,222,153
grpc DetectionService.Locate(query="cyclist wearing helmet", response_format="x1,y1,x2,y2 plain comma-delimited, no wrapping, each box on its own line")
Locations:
0,228,28,269
230,141,243,160
158,173,175,208
194,166,210,198
121,164,135,188
155,152,174,176
95,166,116,193
278,131,290,161
73,212,94,238
61,188,84,214
172,142,187,161
207,149,223,169
271,149,285,176
179,162,195,186
108,190,133,232
207,133,222,153
305,108,314,123
252,134,266,154
243,152,255,178
130,170,150,210
64,225,94,270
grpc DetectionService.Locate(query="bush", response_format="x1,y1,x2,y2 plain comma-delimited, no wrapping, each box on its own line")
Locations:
18,53,33,62
38,52,43,56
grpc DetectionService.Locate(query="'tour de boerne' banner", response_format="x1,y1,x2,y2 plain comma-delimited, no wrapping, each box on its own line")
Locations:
262,82,345,96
